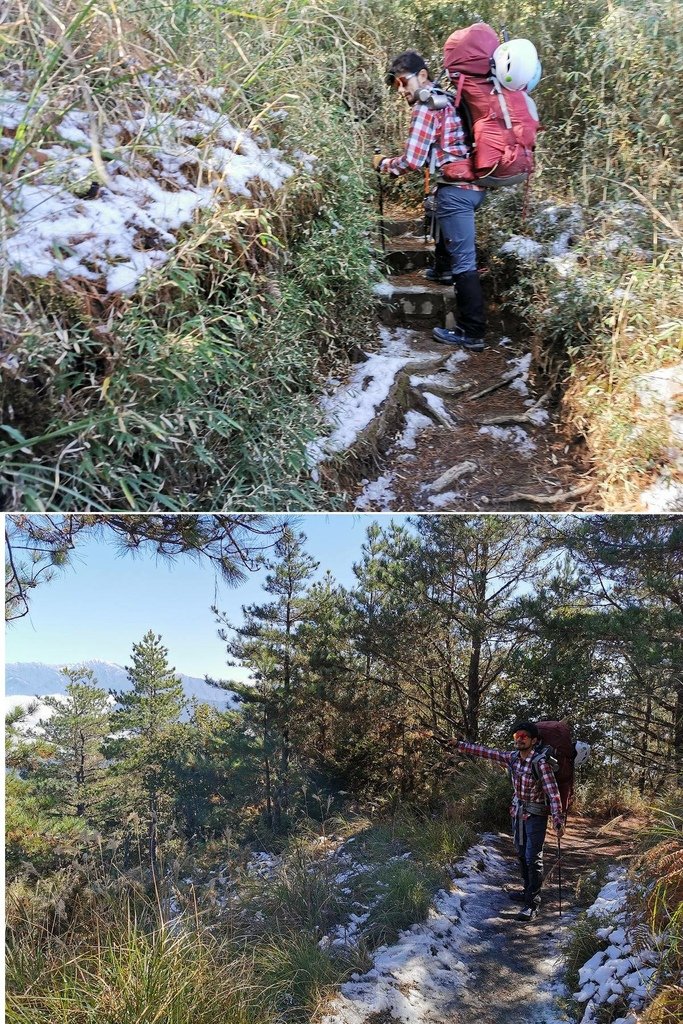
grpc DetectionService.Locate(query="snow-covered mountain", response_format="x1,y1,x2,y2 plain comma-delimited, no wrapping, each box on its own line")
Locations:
4,660,240,710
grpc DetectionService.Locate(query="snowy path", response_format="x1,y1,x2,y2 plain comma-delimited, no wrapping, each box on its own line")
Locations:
322,832,570,1024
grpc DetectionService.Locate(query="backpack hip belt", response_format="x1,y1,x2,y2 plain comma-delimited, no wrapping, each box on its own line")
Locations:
518,800,549,816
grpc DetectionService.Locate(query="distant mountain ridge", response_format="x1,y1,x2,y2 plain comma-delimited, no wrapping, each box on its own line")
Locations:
5,660,240,709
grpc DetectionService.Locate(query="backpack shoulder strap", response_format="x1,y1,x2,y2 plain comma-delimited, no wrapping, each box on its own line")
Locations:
531,745,558,780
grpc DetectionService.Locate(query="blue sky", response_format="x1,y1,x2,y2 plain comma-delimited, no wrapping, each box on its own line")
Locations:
5,515,411,680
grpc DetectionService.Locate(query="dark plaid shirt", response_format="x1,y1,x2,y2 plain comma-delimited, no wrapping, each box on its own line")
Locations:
454,740,564,828
382,97,483,190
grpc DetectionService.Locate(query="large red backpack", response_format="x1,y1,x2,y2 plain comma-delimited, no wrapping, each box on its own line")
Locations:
535,719,577,814
441,22,540,187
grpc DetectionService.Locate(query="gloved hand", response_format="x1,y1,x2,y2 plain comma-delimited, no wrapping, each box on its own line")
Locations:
372,153,389,171
554,820,565,837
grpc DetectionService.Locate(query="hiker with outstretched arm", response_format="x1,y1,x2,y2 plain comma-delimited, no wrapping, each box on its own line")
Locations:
451,720,565,921
373,50,488,352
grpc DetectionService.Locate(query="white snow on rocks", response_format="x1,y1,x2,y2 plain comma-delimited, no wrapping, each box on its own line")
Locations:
478,425,537,457
500,236,544,261
573,871,660,1024
396,411,434,450
1,75,309,295
421,392,455,428
354,473,397,511
308,328,434,473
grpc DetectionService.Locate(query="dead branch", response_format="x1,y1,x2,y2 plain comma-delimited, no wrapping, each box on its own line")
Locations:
490,481,594,505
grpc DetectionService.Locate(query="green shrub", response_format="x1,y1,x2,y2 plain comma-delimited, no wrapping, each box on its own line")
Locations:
253,933,361,1018
1,0,383,510
363,859,447,946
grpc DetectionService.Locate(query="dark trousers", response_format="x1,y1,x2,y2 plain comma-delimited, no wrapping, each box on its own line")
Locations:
435,184,487,338
513,812,548,908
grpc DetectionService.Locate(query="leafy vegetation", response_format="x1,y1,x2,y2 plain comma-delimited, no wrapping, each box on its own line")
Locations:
1,0,382,509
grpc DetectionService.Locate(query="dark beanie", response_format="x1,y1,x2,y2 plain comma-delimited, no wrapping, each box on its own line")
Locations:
511,720,539,738
385,50,429,85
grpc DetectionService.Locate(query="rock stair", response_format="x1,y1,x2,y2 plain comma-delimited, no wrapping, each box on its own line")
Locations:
316,212,594,511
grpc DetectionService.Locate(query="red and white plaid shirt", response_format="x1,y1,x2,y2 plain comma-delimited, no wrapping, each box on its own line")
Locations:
454,739,564,827
382,98,483,191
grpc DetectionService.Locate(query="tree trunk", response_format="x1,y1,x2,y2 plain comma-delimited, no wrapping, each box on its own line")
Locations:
148,788,158,882
674,664,683,788
263,707,274,830
76,728,86,817
639,692,653,795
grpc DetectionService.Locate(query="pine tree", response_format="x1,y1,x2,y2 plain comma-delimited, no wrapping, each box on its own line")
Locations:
213,527,318,830
34,667,112,821
407,515,543,741
548,515,683,790
109,630,186,873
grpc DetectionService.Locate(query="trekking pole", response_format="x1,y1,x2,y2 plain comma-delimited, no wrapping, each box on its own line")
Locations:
557,831,563,918
374,147,386,257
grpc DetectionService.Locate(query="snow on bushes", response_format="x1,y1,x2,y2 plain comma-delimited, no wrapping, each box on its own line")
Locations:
1,72,311,296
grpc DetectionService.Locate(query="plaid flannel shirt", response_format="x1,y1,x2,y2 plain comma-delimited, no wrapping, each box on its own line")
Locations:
454,740,564,828
382,98,483,191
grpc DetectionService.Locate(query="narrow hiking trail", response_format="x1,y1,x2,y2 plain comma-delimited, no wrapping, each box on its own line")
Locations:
317,210,594,512
322,815,642,1024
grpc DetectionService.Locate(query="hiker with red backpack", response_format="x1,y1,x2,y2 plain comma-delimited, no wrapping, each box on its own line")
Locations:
374,49,488,352
373,24,541,353
451,720,568,922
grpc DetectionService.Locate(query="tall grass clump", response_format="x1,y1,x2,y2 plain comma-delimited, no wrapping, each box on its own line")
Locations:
252,933,359,1019
1,0,388,510
362,859,447,946
5,876,267,1024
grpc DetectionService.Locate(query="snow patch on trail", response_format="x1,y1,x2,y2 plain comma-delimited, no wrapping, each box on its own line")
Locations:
428,490,463,507
308,328,435,472
354,474,397,510
397,411,434,450
322,839,509,1024
478,425,537,457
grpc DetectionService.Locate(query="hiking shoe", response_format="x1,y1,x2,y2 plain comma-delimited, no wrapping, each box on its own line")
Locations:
516,906,538,922
424,267,454,285
432,326,485,351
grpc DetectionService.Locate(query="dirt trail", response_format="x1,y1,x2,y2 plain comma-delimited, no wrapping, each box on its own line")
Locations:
324,816,642,1024
338,212,594,511
445,815,642,1024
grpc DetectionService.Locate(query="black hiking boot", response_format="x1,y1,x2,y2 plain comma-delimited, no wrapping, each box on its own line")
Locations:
424,267,454,285
516,905,538,922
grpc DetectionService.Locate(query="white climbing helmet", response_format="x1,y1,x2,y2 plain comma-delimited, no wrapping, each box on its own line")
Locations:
574,741,591,768
526,58,542,93
492,38,539,91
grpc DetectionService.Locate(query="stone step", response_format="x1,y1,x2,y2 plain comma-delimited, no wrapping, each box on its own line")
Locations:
385,235,433,274
374,271,456,327
381,216,424,238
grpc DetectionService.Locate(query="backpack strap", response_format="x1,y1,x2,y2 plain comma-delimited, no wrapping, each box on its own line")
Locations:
490,77,513,130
